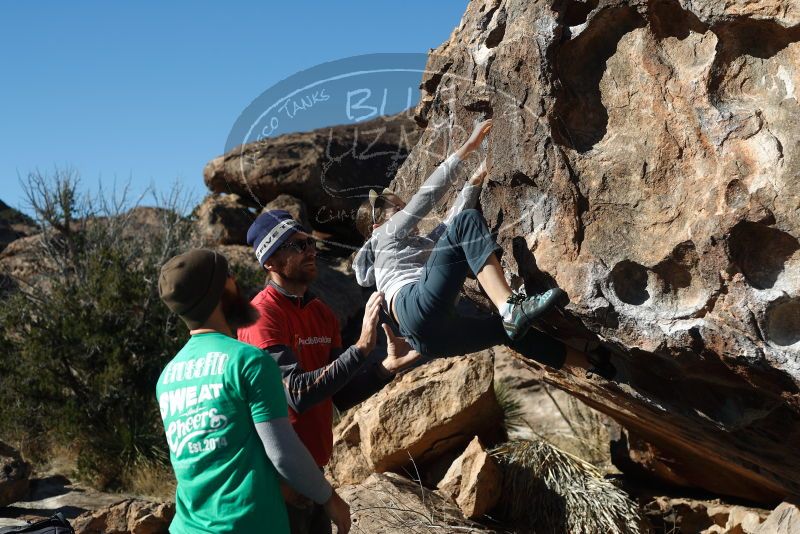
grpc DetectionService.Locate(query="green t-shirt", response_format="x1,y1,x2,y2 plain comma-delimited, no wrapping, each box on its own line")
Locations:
156,332,289,534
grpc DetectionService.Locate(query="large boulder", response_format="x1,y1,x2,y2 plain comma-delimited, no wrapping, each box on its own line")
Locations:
327,353,503,485
71,499,175,534
193,194,255,246
203,112,420,241
393,0,800,504
0,441,31,507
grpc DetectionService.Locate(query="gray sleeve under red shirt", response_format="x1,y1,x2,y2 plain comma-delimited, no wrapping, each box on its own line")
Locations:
266,344,392,413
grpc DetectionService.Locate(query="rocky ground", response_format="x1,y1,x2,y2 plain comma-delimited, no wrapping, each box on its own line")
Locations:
2,351,797,533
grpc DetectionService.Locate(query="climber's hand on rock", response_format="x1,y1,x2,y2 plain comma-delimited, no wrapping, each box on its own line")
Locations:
355,292,383,355
469,158,490,186
380,323,423,374
457,119,493,158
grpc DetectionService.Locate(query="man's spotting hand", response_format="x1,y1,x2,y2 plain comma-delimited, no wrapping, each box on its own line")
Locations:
380,323,423,375
323,490,351,534
354,292,383,355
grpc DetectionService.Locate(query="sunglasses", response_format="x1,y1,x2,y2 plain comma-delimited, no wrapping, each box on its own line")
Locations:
279,236,316,254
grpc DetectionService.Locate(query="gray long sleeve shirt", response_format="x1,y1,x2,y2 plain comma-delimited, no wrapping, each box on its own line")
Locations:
353,153,480,309
255,418,332,504
267,343,392,413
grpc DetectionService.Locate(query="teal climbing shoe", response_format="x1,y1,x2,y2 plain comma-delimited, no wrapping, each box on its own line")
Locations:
503,288,566,341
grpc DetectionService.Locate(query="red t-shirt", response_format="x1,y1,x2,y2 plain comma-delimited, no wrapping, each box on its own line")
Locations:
238,284,341,467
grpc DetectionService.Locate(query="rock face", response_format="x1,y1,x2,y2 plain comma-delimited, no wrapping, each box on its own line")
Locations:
0,441,31,508
0,207,186,289
0,201,37,291
71,499,175,534
0,474,154,529
327,353,503,485
390,0,800,504
0,235,40,291
437,437,503,519
203,112,420,241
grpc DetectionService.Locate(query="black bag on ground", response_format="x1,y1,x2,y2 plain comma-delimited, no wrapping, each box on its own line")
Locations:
0,513,74,534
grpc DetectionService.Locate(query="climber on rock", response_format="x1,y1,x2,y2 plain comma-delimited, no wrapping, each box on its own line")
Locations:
353,119,616,379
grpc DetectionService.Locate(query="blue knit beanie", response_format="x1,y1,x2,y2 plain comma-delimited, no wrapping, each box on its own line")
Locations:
247,210,304,266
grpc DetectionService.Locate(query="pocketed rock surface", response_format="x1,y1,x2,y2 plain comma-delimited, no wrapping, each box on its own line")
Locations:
390,0,800,504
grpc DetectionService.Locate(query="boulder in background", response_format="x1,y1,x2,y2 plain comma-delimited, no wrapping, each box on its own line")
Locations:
193,194,255,246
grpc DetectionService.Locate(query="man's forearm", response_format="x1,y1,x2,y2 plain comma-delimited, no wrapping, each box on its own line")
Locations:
270,344,368,413
255,418,332,504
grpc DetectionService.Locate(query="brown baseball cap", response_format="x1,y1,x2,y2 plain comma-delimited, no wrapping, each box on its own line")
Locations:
158,249,229,329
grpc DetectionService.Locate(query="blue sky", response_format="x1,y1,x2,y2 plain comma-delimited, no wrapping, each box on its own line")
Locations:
0,1,467,213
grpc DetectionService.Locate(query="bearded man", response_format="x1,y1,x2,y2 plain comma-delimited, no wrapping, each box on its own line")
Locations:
238,211,421,534
156,248,350,534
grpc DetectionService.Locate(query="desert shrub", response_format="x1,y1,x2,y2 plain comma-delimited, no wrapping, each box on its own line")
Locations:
492,439,644,534
0,169,194,489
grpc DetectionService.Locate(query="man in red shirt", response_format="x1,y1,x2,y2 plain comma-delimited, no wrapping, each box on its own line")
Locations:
238,210,421,534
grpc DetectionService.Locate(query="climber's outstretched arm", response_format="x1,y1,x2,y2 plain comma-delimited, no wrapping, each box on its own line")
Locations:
387,120,493,235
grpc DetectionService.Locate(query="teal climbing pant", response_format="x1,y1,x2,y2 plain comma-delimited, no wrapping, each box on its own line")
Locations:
394,209,567,367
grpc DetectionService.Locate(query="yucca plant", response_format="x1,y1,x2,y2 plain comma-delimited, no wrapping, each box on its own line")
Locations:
494,380,527,435
491,439,644,534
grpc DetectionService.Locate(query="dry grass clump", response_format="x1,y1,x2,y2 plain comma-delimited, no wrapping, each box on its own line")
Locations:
124,458,176,500
343,473,500,533
491,439,644,534
541,387,611,469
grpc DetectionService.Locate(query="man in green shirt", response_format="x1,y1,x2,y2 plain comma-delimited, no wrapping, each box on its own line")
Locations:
157,249,350,533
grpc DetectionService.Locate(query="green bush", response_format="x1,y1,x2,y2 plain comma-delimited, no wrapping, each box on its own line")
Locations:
0,170,194,489
228,259,267,300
